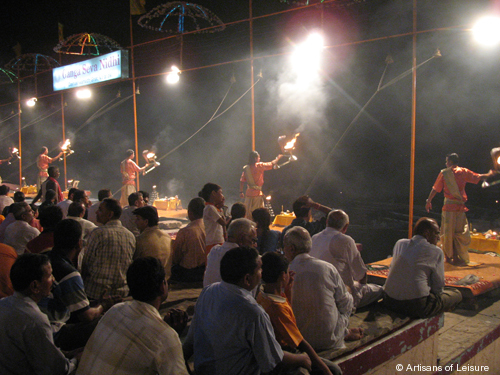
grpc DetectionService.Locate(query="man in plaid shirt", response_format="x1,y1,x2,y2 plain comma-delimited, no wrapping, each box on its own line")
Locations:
77,257,189,375
82,198,135,300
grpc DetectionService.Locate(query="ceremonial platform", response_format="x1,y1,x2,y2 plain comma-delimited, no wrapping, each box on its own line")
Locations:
367,252,500,305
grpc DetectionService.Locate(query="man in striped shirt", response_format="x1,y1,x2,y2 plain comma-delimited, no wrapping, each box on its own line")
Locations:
82,198,135,299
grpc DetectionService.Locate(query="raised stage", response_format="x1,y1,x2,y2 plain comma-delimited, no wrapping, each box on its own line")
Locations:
367,252,500,302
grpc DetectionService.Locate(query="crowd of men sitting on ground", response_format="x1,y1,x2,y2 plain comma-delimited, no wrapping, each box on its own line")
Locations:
0,176,463,374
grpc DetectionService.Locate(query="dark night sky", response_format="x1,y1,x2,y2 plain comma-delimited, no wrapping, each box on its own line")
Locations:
1,1,499,251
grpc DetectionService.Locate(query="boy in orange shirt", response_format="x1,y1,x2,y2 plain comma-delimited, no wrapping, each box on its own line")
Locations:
257,252,342,375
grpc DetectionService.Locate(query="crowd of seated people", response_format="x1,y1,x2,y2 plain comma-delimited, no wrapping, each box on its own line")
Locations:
0,180,463,374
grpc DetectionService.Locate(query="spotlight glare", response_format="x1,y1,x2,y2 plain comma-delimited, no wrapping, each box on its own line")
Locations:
26,97,37,107
166,65,181,84
76,89,91,99
291,32,324,77
472,16,500,46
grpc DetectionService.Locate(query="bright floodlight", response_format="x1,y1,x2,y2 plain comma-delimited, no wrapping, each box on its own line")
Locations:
472,16,500,46
291,33,324,76
166,65,180,84
76,89,91,99
26,97,37,107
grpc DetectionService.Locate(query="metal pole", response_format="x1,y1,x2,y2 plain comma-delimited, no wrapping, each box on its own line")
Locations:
130,15,140,190
17,77,22,187
61,92,67,191
58,53,67,191
408,0,417,237
250,0,255,151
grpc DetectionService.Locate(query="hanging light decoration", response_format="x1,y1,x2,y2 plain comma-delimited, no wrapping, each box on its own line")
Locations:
0,68,17,84
138,2,225,34
54,33,122,56
6,53,60,75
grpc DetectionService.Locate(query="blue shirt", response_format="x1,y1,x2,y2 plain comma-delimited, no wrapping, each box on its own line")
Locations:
0,292,74,375
185,281,283,375
257,229,280,254
39,251,90,330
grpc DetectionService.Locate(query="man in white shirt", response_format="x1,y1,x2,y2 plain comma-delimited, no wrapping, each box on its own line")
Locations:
203,218,256,287
0,253,77,374
383,217,463,318
56,187,77,219
311,209,383,308
77,257,189,375
67,202,97,243
0,185,14,215
4,203,40,255
284,226,361,351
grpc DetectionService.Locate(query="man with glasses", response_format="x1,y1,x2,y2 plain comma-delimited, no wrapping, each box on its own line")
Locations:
4,202,40,255
383,218,463,318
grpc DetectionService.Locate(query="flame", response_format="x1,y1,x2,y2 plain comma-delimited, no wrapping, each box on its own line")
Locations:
266,196,272,200
11,147,18,153
147,152,156,159
284,133,300,150
61,139,71,150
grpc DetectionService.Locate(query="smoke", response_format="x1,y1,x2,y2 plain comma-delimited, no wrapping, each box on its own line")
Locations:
166,178,184,196
266,63,328,134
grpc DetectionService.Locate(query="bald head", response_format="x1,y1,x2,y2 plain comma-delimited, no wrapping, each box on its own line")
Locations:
327,209,349,231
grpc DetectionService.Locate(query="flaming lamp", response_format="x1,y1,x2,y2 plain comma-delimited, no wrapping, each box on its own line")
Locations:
142,150,160,175
60,139,75,159
482,147,500,187
265,195,276,218
274,133,300,169
9,147,20,163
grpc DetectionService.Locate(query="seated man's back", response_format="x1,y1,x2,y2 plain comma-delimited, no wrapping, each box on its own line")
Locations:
311,210,383,308
383,218,462,318
290,254,353,350
188,281,283,374
185,247,298,375
81,199,135,299
285,226,354,351
77,300,186,375
77,257,189,375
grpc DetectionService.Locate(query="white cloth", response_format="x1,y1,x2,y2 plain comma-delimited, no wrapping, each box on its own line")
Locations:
289,253,353,351
77,300,188,375
203,204,224,246
120,206,140,237
203,241,238,287
0,292,74,375
87,201,100,225
56,200,72,219
311,227,382,307
0,195,14,215
67,216,97,243
384,235,445,301
4,220,40,255
184,281,283,375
